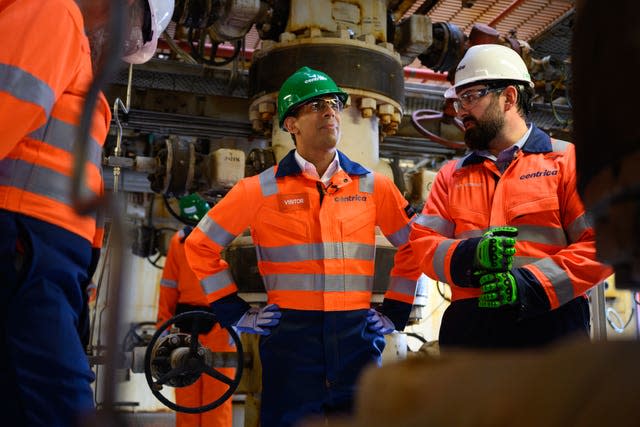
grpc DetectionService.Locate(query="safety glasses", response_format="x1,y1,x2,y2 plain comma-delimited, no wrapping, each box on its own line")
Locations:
297,97,344,114
453,87,505,113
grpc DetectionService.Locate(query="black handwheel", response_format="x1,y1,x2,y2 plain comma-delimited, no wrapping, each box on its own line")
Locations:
144,311,243,413
411,109,467,151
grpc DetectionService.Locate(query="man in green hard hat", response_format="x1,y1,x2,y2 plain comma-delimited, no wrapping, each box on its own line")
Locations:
184,66,421,426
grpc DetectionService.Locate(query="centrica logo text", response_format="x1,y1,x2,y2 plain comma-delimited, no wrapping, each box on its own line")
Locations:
334,195,367,202
520,169,558,180
304,75,327,84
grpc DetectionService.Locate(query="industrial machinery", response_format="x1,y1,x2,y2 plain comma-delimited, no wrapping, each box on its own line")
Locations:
86,0,592,422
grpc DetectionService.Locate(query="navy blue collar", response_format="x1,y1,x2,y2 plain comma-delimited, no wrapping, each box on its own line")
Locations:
460,124,552,167
275,149,370,178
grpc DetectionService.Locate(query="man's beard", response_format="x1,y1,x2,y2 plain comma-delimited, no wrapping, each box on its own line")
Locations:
463,98,505,151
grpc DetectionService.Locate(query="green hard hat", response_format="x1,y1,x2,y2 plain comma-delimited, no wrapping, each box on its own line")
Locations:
277,66,349,129
179,193,210,222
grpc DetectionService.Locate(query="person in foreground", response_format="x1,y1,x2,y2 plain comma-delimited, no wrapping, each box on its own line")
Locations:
185,66,421,427
0,1,173,425
409,44,612,350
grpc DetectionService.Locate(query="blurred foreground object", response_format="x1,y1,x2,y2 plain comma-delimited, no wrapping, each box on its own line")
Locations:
572,0,640,289
302,339,640,427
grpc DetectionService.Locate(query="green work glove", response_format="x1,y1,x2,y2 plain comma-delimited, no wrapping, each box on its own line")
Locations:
477,271,518,308
474,226,518,272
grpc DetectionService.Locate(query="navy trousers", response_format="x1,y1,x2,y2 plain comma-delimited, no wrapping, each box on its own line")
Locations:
259,309,386,427
439,296,591,350
0,211,95,426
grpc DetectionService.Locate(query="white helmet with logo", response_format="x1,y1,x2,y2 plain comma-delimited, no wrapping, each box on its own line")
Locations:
122,0,174,64
444,44,533,98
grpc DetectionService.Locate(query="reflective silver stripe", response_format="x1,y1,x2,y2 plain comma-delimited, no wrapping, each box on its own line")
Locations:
0,158,97,217
415,214,455,238
259,167,278,196
386,220,413,247
0,63,55,117
532,258,573,305
433,239,455,282
160,278,178,289
566,213,591,243
551,139,569,153
359,173,374,193
201,269,234,294
388,276,417,297
263,273,373,292
517,224,567,247
197,215,236,247
455,229,485,239
457,225,568,247
256,242,374,263
513,255,541,268
28,117,103,169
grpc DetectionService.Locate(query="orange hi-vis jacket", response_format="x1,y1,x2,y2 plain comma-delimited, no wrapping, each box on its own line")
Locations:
0,0,111,246
158,229,212,322
185,150,420,325
410,125,612,310
159,227,234,427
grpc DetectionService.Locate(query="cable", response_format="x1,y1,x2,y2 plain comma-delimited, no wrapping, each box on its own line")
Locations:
436,281,451,302
605,304,636,334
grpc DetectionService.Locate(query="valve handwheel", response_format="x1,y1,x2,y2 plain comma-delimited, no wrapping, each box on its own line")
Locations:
144,311,244,413
411,108,467,151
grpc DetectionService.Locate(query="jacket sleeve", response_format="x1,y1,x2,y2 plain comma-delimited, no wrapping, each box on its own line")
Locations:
409,161,472,287
518,144,613,312
158,232,181,326
0,1,85,159
374,174,422,330
184,179,259,326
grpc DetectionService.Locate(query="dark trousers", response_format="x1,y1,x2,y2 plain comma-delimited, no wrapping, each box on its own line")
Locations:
259,309,386,427
0,211,95,426
439,296,591,350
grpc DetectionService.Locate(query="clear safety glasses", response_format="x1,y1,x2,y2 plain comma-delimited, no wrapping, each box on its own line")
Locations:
452,87,505,113
297,97,344,114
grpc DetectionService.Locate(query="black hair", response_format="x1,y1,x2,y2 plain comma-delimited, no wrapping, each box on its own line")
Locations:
486,80,534,117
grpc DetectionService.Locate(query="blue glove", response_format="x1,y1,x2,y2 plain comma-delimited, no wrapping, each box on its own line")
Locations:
477,271,518,308
366,309,396,335
235,304,282,335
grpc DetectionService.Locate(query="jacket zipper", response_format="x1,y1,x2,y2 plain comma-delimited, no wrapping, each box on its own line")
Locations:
316,181,325,205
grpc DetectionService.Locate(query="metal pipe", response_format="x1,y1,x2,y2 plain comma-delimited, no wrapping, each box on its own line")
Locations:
590,282,607,341
157,40,449,82
488,0,526,27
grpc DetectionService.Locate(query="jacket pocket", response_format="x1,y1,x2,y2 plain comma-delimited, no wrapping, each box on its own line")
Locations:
340,210,375,241
254,207,309,244
506,196,559,223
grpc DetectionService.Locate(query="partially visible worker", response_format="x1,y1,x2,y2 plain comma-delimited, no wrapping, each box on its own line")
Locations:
184,66,421,427
157,194,234,427
0,0,173,425
409,44,613,350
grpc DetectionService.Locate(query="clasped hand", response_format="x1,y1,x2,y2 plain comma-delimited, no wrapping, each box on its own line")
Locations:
474,226,519,308
474,226,518,271
477,272,518,308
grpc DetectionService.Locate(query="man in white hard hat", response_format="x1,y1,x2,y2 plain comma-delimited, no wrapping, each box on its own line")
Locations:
409,44,612,350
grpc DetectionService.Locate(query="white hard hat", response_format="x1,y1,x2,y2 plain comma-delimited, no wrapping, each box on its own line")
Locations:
444,44,533,98
122,0,174,64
